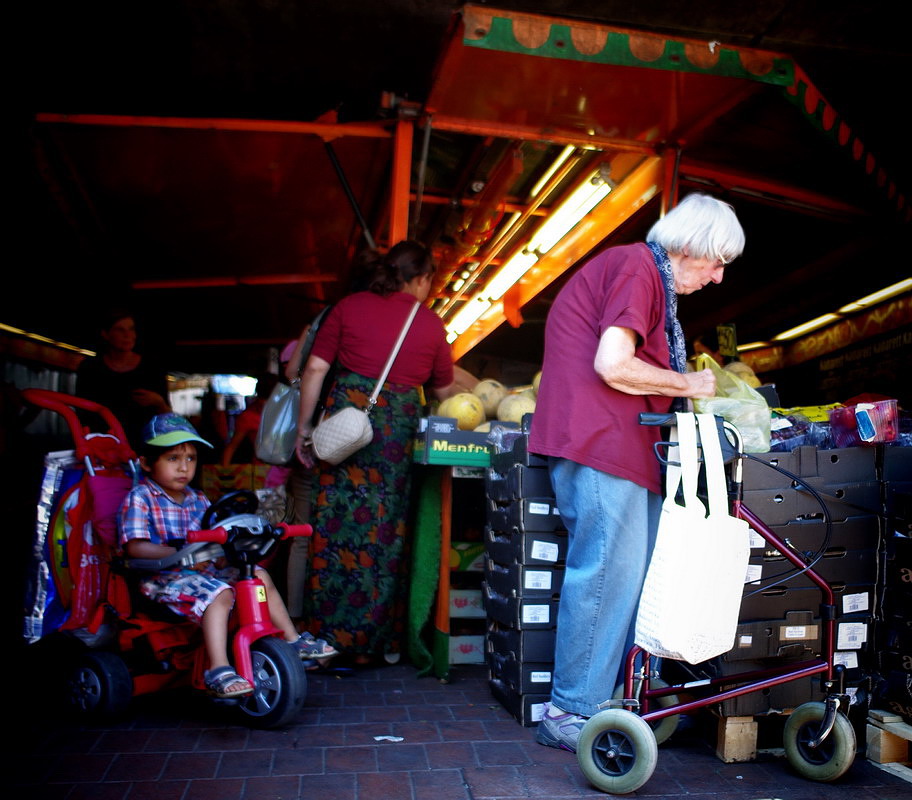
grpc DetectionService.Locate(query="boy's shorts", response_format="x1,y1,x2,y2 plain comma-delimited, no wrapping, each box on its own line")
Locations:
140,565,242,624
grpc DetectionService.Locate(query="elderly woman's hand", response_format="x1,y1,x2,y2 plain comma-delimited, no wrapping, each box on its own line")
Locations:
685,368,717,399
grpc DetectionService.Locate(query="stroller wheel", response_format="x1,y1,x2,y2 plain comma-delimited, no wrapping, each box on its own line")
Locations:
67,651,133,716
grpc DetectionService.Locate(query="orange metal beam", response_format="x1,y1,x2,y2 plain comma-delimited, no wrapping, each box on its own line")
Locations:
389,119,414,246
133,274,338,290
35,113,393,141
431,114,658,154
679,160,868,217
450,155,663,360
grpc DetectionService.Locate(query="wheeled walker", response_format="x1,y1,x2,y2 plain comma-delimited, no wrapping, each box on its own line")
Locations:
23,389,313,728
575,412,857,794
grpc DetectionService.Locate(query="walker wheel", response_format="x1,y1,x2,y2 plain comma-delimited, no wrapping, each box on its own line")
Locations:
783,701,856,782
577,708,657,794
612,677,681,745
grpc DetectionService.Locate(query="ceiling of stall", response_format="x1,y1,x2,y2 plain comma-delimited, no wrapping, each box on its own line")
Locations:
10,1,911,376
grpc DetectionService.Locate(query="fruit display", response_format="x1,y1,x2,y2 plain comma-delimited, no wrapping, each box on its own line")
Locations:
438,392,486,431
473,379,508,417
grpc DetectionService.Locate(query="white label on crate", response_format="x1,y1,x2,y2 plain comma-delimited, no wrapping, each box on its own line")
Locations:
530,670,552,683
770,416,793,431
738,635,753,648
524,571,552,590
530,540,559,562
531,700,547,723
833,651,859,669
748,529,765,549
846,687,859,705
528,502,551,515
522,604,551,624
745,564,763,584
842,591,869,613
837,622,867,650
783,626,808,640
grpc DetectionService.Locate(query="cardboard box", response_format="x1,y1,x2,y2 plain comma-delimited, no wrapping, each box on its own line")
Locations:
450,541,486,572
724,611,821,662
485,526,568,566
201,463,270,498
448,634,486,664
449,588,485,618
414,416,519,467
486,621,556,663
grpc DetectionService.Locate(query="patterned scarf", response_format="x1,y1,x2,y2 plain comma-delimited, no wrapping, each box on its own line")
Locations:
647,242,687,374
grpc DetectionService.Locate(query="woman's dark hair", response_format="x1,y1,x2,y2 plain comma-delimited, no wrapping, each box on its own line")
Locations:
368,240,435,297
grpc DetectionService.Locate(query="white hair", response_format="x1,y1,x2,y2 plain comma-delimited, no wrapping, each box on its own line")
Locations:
646,193,745,264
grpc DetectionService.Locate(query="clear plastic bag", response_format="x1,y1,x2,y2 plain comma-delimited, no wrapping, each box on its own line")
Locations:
692,354,771,453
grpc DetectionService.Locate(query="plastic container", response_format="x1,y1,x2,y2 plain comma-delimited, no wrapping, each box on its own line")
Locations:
828,399,898,447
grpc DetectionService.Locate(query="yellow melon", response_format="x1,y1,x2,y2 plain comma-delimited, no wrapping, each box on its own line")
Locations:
472,379,507,417
497,392,536,424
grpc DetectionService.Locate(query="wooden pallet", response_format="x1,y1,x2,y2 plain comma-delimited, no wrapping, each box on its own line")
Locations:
867,709,912,765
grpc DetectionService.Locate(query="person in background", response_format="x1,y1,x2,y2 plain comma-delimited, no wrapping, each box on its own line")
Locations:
293,240,456,665
529,193,746,752
76,309,171,448
220,373,280,466
691,328,762,387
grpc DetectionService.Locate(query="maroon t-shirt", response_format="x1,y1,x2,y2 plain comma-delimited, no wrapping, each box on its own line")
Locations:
528,242,673,495
310,290,453,389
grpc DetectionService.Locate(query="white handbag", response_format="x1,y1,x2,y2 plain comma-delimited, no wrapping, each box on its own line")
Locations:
634,412,752,664
310,301,420,466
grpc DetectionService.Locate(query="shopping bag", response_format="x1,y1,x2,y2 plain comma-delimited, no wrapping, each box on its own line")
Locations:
254,380,300,465
634,413,751,664
310,405,374,465
692,354,771,453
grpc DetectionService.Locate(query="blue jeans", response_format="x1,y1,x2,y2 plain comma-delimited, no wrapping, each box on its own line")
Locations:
548,458,661,717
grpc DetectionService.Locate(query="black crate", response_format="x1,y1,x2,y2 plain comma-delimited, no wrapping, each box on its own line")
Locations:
487,649,554,694
742,481,882,525
742,446,879,490
740,582,876,622
483,581,560,630
485,463,554,503
487,496,565,533
489,435,548,471
744,547,878,590
485,525,568,566
488,678,549,726
757,515,882,554
484,555,564,598
724,611,822,662
486,620,556,663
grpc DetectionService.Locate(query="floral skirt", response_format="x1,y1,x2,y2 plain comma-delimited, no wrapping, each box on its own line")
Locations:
302,369,421,656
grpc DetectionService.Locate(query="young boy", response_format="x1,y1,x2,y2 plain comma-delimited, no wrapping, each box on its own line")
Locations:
119,412,336,698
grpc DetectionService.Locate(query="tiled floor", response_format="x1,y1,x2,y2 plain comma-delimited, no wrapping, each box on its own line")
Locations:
14,658,912,800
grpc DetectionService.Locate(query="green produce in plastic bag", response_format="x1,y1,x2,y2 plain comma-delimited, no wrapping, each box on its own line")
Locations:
692,354,771,452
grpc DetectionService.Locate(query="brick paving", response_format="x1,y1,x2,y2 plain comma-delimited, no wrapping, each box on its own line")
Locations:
14,661,912,800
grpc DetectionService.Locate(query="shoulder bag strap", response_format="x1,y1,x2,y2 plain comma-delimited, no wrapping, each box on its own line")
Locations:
367,301,421,410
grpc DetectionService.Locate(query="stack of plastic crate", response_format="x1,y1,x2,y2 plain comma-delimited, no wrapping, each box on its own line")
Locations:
483,428,566,726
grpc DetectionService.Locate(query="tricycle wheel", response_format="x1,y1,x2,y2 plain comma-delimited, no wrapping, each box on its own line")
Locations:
783,701,856,782
612,677,680,745
67,651,133,716
577,709,657,794
237,637,307,728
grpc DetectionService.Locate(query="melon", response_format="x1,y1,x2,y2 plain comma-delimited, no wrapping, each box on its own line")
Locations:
532,370,542,396
497,392,536,424
441,392,486,430
472,379,507,417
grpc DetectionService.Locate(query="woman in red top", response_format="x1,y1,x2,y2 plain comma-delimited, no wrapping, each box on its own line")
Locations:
293,241,455,664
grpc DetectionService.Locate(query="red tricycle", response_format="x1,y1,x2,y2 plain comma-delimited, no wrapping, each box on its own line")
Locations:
22,389,311,728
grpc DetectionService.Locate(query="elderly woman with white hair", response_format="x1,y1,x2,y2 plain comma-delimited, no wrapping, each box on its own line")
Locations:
529,193,746,752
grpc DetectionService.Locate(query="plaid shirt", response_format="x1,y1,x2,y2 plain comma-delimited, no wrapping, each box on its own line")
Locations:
119,478,211,547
